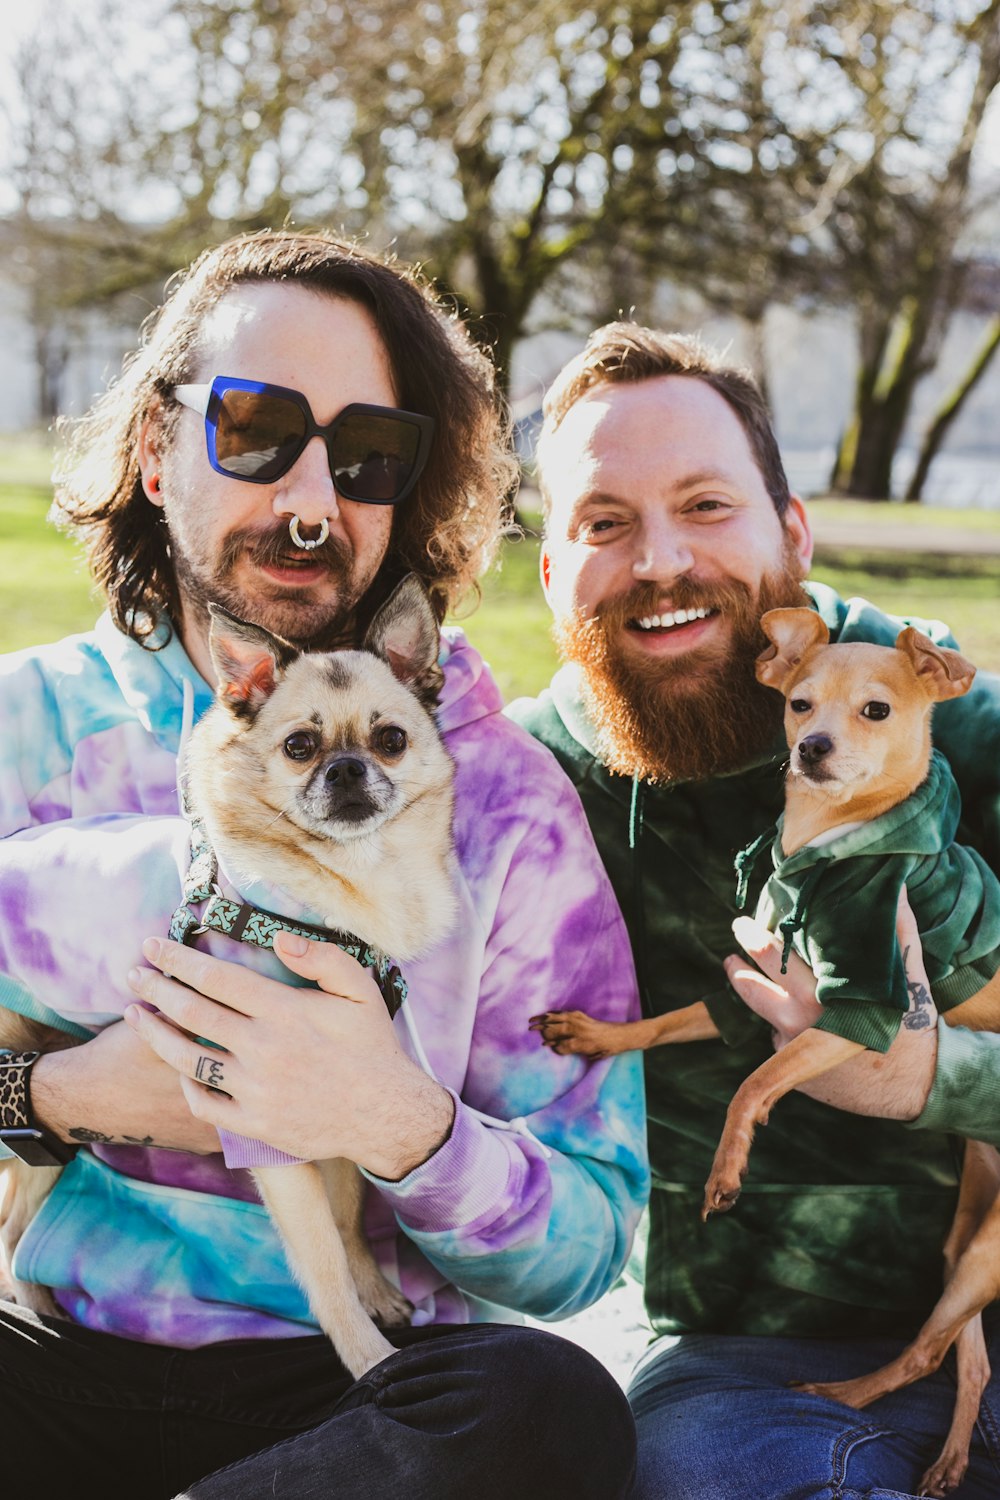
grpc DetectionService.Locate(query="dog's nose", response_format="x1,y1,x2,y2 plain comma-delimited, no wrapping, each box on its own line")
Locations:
797,734,833,765
324,756,367,786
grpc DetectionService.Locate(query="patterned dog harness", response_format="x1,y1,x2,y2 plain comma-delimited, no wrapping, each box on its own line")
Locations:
168,820,407,1018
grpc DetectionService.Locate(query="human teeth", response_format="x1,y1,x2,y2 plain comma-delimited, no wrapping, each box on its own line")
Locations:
636,607,711,630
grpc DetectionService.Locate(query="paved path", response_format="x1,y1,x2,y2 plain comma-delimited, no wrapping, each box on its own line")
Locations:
810,518,1000,555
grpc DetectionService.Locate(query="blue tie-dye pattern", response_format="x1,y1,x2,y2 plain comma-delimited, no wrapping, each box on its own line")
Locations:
0,614,649,1348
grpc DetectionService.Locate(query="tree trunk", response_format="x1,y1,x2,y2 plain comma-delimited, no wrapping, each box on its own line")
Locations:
905,315,1000,501
835,297,933,498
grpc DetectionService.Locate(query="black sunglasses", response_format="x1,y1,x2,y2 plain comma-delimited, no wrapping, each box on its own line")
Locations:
174,376,435,505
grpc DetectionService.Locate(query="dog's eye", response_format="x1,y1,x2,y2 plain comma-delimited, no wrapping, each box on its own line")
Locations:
378,725,407,756
283,731,317,761
789,699,811,714
862,701,891,721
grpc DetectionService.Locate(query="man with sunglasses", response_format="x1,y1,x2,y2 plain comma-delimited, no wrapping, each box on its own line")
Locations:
0,234,646,1499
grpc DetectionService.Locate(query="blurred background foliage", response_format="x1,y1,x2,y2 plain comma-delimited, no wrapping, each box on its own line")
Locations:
4,0,1000,502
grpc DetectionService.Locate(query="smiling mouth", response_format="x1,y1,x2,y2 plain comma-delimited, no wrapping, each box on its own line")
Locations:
628,607,718,633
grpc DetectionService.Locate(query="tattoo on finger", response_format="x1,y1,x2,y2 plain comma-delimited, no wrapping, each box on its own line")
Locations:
195,1054,227,1091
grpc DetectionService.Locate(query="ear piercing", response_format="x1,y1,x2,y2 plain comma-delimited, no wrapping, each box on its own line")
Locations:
289,516,330,550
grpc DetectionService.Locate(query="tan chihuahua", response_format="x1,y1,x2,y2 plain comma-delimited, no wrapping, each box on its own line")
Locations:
0,574,456,1382
531,605,1000,1495
706,607,1000,1498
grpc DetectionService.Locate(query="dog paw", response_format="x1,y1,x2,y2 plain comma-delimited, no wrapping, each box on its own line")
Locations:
918,1448,969,1497
791,1376,874,1409
701,1176,742,1220
361,1277,413,1329
701,1140,750,1220
12,1280,63,1319
527,1010,616,1058
701,1159,745,1219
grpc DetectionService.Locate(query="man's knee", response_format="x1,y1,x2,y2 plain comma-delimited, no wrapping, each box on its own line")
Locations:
378,1324,636,1499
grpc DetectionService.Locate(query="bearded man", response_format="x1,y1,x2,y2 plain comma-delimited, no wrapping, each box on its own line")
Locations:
512,323,1000,1500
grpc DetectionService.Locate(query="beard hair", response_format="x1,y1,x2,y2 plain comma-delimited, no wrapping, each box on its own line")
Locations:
170,520,367,652
554,538,810,784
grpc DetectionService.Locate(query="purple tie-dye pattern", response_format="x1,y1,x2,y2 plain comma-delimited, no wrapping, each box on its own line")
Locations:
91,1142,261,1202
73,723,181,816
0,616,649,1346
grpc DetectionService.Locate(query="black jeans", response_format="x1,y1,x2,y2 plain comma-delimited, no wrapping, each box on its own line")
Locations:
0,1304,636,1498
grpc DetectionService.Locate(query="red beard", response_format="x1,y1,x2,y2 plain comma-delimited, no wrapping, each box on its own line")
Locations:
554,542,810,784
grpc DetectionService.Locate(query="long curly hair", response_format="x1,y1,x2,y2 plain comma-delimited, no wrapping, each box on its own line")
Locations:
53,230,517,641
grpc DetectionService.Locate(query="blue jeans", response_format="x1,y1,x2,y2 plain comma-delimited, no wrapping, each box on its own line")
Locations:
628,1324,1000,1499
0,1304,636,1498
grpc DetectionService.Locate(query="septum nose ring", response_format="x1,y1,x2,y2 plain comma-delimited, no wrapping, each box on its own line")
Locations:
288,516,330,551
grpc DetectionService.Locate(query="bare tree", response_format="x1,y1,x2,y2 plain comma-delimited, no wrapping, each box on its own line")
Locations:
5,0,999,489
812,0,1000,498
905,311,1000,500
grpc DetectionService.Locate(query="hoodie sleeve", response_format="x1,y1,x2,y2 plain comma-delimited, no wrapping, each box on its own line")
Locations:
800,855,912,1053
908,1020,1000,1145
364,722,650,1319
0,639,179,1034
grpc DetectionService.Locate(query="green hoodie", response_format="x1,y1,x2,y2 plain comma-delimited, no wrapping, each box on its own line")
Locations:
508,584,1000,1339
740,748,1000,1052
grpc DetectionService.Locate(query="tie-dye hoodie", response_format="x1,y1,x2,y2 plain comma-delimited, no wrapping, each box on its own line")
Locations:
0,613,648,1347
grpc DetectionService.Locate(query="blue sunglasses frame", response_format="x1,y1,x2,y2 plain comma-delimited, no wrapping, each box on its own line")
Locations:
174,376,435,505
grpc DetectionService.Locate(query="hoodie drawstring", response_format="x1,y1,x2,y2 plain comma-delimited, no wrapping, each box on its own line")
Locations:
177,677,195,815
776,861,828,974
734,829,774,912
629,773,652,1013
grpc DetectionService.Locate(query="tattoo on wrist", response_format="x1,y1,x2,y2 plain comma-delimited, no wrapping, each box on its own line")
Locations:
67,1128,160,1147
195,1055,227,1091
902,945,934,1031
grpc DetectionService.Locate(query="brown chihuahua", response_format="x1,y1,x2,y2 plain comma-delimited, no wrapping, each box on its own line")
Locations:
722,608,1000,1499
533,606,1000,1496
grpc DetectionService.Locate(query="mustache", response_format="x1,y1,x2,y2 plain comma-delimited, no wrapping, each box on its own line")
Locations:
217,522,351,576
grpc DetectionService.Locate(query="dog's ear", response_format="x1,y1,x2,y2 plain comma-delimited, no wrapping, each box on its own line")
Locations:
363,574,444,707
896,627,976,703
207,603,299,718
755,608,829,692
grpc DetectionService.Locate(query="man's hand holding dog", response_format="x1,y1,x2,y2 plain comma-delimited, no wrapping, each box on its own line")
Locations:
726,888,939,1121
125,932,455,1179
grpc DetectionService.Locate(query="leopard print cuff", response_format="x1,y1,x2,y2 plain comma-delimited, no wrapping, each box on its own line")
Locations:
0,1051,41,1131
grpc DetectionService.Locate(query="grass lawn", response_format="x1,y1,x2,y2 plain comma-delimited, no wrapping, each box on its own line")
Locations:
2,476,999,694
0,485,101,651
